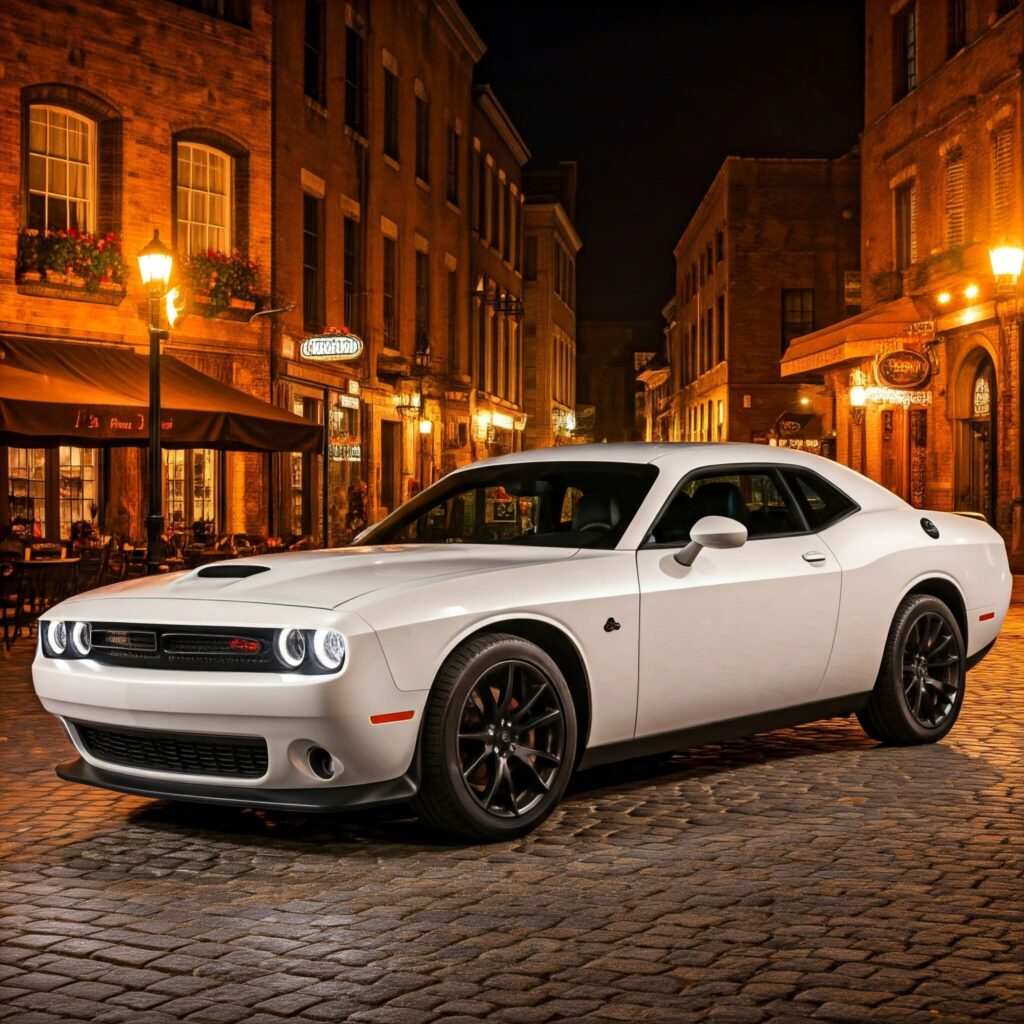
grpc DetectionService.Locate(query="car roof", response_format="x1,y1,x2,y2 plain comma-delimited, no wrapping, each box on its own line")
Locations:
462,442,907,512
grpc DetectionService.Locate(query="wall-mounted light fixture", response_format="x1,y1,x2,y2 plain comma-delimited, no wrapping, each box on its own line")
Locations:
849,369,868,428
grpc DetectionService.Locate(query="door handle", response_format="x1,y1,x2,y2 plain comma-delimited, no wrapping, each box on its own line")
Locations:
802,551,828,564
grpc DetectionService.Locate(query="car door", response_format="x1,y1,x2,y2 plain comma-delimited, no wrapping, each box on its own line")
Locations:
634,465,841,737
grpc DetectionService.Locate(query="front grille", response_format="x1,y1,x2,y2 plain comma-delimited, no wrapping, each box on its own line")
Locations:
92,628,158,652
73,722,268,778
87,623,278,671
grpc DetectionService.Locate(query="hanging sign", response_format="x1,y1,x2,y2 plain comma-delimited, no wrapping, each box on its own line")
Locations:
301,332,364,362
875,349,930,389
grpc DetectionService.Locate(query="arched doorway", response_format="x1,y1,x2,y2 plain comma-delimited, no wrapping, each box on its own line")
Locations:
956,351,997,524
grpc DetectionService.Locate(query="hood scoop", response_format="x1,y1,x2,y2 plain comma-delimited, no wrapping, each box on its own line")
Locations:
196,564,271,579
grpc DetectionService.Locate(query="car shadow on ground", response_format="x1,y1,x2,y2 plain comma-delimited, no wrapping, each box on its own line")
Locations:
105,713,886,854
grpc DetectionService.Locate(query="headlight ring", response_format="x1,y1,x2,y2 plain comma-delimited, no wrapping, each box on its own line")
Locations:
45,619,68,656
312,629,346,671
70,621,92,657
276,627,307,669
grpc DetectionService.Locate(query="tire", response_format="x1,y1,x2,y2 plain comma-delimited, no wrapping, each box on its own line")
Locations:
411,633,577,841
857,594,966,745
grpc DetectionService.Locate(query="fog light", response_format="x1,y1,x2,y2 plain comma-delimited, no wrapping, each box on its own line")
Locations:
276,628,306,668
70,621,92,657
308,747,335,780
312,629,346,671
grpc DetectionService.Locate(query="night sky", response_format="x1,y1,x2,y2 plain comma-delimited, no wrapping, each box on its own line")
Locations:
461,0,865,323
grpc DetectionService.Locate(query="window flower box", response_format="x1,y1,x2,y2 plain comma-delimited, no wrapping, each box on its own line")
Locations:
17,228,126,294
181,249,260,317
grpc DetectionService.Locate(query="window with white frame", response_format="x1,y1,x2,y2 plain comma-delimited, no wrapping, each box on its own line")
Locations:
27,105,95,232
176,143,231,255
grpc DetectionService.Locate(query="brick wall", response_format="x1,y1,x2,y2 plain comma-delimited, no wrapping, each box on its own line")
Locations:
0,0,274,537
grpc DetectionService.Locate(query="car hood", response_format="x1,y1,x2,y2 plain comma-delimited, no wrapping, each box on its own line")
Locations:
61,545,579,611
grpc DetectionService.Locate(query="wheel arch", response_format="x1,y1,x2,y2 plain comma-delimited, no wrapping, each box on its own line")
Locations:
900,574,969,648
441,616,594,761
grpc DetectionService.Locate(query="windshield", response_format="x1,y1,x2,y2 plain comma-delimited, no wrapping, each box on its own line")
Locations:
363,461,659,549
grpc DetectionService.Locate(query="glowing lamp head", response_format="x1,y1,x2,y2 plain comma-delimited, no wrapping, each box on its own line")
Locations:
937,291,951,305
418,418,432,435
799,396,810,407
849,385,867,409
989,246,1024,281
137,229,174,290
964,283,980,300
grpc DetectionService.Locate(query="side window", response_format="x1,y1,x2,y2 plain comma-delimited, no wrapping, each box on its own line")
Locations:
651,468,804,544
783,470,857,530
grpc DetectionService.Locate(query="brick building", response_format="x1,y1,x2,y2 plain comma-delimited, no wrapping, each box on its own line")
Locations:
522,163,582,449
671,156,861,450
468,85,529,462
577,320,662,443
272,0,486,540
782,0,1023,569
0,0,284,545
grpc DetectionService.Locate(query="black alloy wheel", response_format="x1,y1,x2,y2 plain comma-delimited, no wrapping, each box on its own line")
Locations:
412,633,577,841
457,659,566,818
857,594,966,745
900,610,961,729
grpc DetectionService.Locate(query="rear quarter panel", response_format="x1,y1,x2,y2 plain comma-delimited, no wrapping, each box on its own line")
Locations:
816,509,1012,701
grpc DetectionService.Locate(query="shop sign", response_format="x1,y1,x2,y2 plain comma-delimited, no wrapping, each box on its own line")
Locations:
491,411,515,430
865,386,933,408
778,417,803,436
328,442,362,462
339,394,360,410
875,349,930,389
301,332,364,362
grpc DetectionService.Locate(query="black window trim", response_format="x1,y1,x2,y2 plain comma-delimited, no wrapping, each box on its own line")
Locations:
641,462,860,549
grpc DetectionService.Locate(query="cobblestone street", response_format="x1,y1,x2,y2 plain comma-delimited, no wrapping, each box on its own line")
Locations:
1,587,1021,1024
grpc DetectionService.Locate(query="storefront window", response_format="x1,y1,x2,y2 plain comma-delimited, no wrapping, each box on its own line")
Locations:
164,448,216,535
8,448,47,537
326,392,364,545
58,446,98,540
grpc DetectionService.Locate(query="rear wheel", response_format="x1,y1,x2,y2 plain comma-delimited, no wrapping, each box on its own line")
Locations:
412,634,577,841
857,594,965,745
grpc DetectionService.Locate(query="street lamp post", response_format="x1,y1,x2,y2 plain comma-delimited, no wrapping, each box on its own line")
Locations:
413,340,431,487
136,229,174,575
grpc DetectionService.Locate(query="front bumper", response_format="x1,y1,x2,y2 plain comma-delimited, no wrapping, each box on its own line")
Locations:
32,601,429,799
57,757,417,812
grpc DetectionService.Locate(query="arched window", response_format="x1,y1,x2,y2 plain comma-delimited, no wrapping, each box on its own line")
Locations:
27,105,96,232
972,372,991,418
176,142,232,254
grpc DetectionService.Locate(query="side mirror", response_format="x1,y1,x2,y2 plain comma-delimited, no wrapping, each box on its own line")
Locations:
673,515,748,566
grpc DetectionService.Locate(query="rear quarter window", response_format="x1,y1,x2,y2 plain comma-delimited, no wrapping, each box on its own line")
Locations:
783,469,858,530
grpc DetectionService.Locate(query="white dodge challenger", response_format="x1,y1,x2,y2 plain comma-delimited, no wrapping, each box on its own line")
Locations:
33,443,1011,840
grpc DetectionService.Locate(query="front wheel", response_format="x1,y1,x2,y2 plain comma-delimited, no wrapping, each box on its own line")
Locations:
412,634,577,841
857,594,966,745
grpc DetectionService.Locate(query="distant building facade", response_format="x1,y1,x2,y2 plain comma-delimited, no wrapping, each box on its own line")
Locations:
577,321,661,444
468,85,529,465
522,163,582,449
672,156,860,451
272,0,485,539
782,0,1023,568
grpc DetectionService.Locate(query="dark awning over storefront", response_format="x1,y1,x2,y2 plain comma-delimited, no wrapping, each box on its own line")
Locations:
0,337,321,452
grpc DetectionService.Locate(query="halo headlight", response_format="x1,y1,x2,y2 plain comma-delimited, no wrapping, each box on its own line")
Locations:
276,627,307,669
70,621,92,657
312,629,346,671
45,620,68,656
